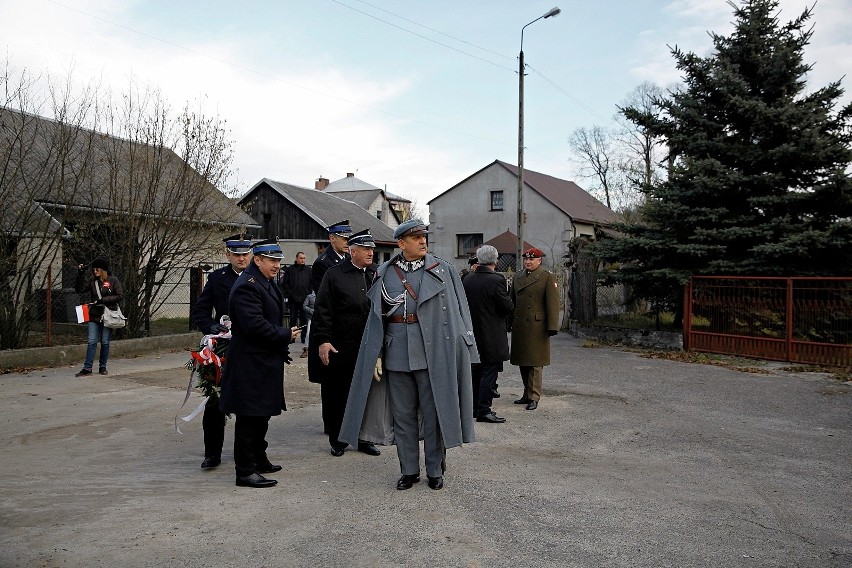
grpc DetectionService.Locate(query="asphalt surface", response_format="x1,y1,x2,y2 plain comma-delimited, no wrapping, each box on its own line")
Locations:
1,334,850,568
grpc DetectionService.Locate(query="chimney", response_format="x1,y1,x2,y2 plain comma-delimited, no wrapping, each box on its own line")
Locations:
315,177,329,190
346,172,355,178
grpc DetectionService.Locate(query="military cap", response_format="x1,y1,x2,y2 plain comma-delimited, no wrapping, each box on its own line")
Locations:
522,247,545,259
252,239,285,259
347,229,376,248
326,219,352,236
223,234,253,254
393,218,429,239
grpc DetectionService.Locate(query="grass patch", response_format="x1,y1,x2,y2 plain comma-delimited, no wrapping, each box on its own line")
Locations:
586,311,679,332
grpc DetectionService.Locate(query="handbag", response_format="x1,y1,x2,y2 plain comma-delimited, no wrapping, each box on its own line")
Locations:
95,278,127,329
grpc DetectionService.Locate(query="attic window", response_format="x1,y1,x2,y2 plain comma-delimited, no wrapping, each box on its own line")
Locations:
490,191,504,211
376,210,382,219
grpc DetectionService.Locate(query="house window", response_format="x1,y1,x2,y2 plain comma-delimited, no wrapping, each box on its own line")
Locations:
376,210,382,219
457,233,483,257
490,191,504,211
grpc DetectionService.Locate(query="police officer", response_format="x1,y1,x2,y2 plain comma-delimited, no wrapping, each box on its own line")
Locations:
219,239,301,488
309,229,383,457
311,219,351,293
190,234,252,469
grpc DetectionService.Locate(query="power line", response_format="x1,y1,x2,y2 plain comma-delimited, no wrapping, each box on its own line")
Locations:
329,0,516,72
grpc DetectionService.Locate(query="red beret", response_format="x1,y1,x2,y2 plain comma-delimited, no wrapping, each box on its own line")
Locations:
522,247,545,259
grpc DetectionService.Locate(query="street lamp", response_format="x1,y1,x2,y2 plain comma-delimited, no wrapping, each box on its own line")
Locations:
517,6,561,271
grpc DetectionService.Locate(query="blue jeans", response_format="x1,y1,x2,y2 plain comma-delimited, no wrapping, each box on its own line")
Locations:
84,321,112,370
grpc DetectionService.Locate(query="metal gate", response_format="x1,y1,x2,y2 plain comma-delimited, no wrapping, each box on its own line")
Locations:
683,276,852,367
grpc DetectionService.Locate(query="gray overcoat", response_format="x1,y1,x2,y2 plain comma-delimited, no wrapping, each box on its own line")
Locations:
339,253,479,449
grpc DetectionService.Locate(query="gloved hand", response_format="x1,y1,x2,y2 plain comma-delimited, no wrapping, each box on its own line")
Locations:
210,323,229,334
548,330,558,337
372,358,383,382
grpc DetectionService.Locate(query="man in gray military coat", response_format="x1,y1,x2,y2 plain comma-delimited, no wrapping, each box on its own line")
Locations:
339,219,479,491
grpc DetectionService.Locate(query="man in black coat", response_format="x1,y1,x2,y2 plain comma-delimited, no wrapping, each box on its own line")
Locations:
462,245,514,423
281,251,311,355
309,229,381,457
190,235,252,469
219,240,301,488
311,219,351,293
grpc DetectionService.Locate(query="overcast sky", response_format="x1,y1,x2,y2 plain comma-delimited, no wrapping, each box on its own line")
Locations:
2,0,850,210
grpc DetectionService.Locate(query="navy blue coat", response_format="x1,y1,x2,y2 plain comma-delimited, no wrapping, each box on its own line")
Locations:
219,262,293,416
311,249,349,293
191,266,239,334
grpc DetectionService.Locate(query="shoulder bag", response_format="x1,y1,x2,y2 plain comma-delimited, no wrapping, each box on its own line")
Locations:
95,279,127,329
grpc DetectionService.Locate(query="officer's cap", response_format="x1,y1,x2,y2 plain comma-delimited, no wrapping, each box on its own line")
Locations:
252,239,285,259
393,219,429,240
327,220,352,236
223,234,253,254
347,229,375,248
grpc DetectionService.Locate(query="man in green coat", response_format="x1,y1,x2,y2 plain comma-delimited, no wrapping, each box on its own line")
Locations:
510,247,560,410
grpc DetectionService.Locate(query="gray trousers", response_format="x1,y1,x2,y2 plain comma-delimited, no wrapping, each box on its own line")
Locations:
386,369,444,478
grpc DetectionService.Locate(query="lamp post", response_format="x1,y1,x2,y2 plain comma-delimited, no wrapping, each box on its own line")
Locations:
517,6,561,271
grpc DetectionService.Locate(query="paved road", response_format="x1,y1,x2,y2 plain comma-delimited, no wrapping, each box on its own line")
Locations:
1,334,849,567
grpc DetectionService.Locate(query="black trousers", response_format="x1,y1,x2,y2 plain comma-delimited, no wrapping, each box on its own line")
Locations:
471,362,502,417
321,373,354,449
202,395,226,458
233,415,271,477
289,304,307,343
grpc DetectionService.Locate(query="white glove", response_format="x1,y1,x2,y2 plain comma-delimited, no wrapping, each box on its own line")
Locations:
372,358,383,382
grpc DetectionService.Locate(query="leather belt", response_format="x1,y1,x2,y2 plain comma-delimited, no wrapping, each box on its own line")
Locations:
387,314,419,324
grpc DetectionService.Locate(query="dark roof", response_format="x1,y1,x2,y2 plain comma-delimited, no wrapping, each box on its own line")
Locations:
429,160,620,226
325,189,383,211
484,230,533,254
246,179,396,244
0,107,258,229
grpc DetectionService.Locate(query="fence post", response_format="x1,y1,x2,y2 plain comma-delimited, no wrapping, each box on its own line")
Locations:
785,277,794,363
682,279,691,351
46,265,53,347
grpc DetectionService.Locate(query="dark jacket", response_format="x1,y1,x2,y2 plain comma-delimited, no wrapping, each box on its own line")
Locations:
191,266,239,335
281,263,312,305
311,249,348,293
462,266,514,363
308,259,375,384
219,262,293,416
75,272,123,321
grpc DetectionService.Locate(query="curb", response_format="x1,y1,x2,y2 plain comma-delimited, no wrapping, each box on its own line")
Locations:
0,333,200,370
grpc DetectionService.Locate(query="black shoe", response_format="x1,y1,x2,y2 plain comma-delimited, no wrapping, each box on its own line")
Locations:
427,475,444,490
235,473,277,488
75,368,92,377
98,368,108,375
330,446,345,457
257,463,282,474
491,389,501,398
476,412,506,423
526,400,538,410
357,442,381,456
514,397,531,405
200,456,221,469
396,474,420,490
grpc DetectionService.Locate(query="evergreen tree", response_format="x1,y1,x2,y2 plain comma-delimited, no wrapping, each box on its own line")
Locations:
595,0,852,311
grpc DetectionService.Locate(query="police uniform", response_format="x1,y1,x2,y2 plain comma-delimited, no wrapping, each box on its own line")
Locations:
190,235,252,469
311,219,352,293
219,240,294,488
308,229,380,456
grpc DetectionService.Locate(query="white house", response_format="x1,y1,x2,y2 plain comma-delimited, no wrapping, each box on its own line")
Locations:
428,160,620,272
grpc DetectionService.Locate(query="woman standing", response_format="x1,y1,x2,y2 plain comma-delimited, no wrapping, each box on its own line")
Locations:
74,257,123,377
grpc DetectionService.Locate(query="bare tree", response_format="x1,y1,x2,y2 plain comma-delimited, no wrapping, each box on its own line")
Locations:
1,62,101,348
2,61,249,346
616,81,668,192
567,125,631,211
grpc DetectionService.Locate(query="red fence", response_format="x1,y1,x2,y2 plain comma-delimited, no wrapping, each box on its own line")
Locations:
683,276,852,367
